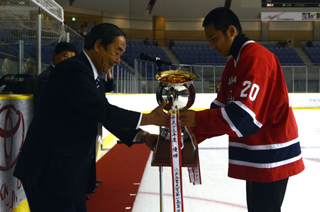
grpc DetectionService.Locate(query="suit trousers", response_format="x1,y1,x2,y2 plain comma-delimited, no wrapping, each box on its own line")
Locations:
246,178,289,212
23,184,87,212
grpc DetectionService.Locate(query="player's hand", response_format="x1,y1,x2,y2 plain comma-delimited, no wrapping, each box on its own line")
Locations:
179,110,196,127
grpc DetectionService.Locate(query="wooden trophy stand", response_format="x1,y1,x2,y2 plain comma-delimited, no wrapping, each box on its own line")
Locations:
151,127,199,167
151,127,199,212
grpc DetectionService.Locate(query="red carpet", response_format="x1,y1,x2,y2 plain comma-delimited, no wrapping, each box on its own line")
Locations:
86,143,151,212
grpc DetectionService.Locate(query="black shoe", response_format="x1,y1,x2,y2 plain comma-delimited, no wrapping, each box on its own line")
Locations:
86,195,90,200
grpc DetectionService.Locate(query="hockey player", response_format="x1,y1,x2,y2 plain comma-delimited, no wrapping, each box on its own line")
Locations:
179,7,304,212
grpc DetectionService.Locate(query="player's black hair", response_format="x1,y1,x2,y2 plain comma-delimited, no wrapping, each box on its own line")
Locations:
54,42,78,55
202,7,242,36
84,23,126,51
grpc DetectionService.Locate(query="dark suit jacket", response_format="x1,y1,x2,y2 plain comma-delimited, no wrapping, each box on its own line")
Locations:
103,76,116,92
33,64,54,111
33,65,115,112
14,52,141,200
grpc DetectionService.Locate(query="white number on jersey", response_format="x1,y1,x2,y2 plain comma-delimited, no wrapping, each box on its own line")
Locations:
240,81,260,101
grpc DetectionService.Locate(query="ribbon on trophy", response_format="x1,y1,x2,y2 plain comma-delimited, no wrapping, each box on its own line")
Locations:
185,127,202,185
169,107,202,212
169,107,184,212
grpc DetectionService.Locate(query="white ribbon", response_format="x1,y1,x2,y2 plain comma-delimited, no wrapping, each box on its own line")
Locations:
169,108,201,212
185,127,201,185
170,109,184,212
188,155,201,185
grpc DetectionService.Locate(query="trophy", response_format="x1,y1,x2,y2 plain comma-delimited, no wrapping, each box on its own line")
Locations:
138,52,201,211
151,70,199,167
151,69,201,212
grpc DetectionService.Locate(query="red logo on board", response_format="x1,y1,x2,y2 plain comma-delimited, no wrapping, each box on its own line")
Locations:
0,105,25,171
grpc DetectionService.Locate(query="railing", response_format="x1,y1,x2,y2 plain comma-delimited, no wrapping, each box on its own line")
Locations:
282,65,320,93
112,60,319,94
110,62,139,94
2,51,318,95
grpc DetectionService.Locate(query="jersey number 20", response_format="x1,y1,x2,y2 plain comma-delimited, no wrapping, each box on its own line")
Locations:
240,81,260,101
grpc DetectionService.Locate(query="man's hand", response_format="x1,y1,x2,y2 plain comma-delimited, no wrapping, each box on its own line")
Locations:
136,131,158,151
143,133,158,151
179,110,197,127
106,69,112,80
141,100,169,127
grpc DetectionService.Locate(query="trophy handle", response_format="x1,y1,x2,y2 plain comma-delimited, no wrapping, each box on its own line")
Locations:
156,82,172,111
184,84,196,110
156,82,196,111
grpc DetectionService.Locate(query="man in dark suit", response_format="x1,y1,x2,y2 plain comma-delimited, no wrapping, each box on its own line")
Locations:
13,23,168,212
33,42,112,200
33,42,79,111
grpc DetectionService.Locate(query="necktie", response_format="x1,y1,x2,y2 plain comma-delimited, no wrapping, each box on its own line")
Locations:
95,77,100,88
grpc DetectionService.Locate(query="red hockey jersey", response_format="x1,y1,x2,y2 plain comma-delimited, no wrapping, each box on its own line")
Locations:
192,41,305,182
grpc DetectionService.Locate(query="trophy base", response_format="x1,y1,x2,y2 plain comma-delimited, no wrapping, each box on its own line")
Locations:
151,135,198,167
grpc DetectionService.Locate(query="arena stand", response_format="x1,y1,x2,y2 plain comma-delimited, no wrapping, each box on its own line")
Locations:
121,40,175,79
261,43,305,66
302,42,320,65
170,41,304,66
171,42,227,65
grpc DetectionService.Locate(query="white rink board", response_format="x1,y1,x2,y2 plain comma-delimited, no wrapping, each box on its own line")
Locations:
104,93,320,112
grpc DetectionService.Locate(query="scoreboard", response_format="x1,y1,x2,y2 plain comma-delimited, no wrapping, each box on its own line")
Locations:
262,0,320,7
